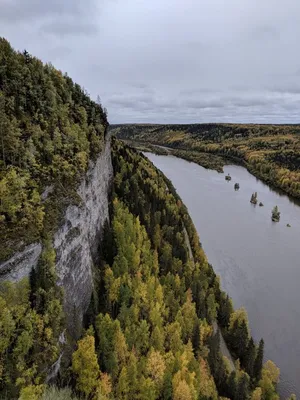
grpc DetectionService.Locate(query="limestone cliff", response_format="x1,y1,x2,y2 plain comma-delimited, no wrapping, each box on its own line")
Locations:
0,136,113,335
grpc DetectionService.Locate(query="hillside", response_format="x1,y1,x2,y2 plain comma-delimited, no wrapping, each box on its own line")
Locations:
0,37,108,261
0,40,285,399
111,123,300,199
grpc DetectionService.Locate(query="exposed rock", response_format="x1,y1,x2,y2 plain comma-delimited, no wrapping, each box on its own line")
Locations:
0,243,42,282
41,185,54,201
54,137,113,336
0,136,113,338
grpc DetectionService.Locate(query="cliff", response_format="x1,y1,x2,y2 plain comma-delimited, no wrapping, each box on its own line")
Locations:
0,136,113,335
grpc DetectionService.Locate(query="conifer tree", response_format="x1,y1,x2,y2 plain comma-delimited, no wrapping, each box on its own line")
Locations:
254,339,264,382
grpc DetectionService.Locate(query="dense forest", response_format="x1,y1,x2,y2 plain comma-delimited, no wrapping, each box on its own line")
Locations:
0,39,290,399
0,138,282,399
111,123,300,199
0,37,108,261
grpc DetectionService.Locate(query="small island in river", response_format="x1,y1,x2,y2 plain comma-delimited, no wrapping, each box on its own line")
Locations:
272,206,281,222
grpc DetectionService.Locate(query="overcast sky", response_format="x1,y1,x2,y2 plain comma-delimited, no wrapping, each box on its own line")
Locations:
1,0,300,123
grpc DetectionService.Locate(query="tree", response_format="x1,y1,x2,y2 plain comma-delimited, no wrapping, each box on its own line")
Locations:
97,372,112,400
250,192,258,205
127,352,138,399
226,371,237,400
228,308,250,359
251,387,262,400
243,337,256,378
218,293,233,328
173,379,192,400
254,339,264,382
146,349,166,388
72,335,100,398
206,292,218,323
116,367,129,400
262,360,280,384
271,206,280,222
150,325,164,351
236,372,250,400
19,384,45,400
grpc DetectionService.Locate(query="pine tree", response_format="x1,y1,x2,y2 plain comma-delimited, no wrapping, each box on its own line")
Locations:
254,339,264,382
116,367,129,400
230,319,249,359
227,371,237,400
243,337,256,378
208,330,221,376
236,372,250,400
218,293,233,328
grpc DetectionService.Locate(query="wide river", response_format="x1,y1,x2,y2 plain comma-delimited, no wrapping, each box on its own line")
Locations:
145,152,300,398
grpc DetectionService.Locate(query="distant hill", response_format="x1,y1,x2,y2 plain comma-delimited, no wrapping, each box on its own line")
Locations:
111,123,300,199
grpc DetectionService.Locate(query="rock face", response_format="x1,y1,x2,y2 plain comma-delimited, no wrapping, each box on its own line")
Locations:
0,243,42,282
54,137,113,335
0,136,113,337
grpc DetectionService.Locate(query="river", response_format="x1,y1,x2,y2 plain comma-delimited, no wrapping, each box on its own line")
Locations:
145,152,300,398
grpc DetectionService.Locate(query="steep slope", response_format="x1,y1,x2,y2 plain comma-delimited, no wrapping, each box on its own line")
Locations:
0,39,112,397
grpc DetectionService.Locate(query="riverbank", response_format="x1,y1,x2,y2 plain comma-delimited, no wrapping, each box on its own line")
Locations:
145,151,300,397
123,138,300,206
184,225,236,374
111,123,300,200
122,139,227,172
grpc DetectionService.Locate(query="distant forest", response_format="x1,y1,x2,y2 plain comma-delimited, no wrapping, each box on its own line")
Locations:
111,123,300,199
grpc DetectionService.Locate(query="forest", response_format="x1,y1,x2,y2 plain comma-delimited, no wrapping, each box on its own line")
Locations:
111,123,300,199
0,39,289,399
0,37,108,261
0,139,281,399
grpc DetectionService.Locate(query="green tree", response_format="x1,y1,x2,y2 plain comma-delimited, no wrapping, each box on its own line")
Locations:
116,367,129,400
254,339,264,382
72,335,100,398
218,292,233,328
243,337,256,378
236,372,250,400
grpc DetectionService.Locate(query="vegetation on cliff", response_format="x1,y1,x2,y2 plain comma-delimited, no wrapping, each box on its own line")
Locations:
111,123,300,199
0,38,108,261
0,39,107,399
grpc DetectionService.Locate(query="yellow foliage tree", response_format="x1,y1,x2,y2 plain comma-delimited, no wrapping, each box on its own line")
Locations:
19,384,45,400
146,349,166,387
262,360,280,384
72,335,100,398
251,387,262,400
97,372,112,400
173,379,192,400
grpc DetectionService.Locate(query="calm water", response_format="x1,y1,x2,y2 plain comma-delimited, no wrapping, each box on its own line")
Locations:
145,152,300,398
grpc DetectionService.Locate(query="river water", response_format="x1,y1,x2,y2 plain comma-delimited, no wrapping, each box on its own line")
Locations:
145,152,300,398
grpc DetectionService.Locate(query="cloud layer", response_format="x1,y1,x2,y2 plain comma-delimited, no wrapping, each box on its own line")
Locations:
1,0,300,123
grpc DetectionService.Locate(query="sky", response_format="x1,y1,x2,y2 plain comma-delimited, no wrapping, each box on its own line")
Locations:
1,0,300,124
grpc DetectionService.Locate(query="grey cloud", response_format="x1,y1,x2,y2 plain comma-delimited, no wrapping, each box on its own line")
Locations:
268,85,300,95
249,24,280,41
0,0,85,22
0,0,98,39
43,20,97,37
1,0,300,123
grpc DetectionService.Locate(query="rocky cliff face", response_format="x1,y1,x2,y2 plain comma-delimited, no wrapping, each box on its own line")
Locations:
0,137,113,336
